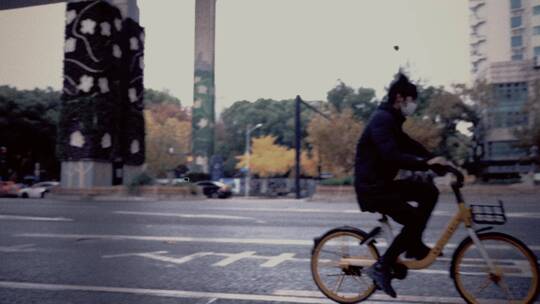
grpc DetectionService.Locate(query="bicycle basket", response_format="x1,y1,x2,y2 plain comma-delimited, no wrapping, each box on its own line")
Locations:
470,200,506,225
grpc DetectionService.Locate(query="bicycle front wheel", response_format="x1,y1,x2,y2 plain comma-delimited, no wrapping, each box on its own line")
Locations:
311,228,379,304
451,232,539,304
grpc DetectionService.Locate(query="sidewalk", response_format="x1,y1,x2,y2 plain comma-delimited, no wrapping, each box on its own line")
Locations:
309,184,540,203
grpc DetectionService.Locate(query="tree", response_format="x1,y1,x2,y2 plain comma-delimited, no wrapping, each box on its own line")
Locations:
514,80,540,149
327,81,379,121
306,108,364,178
235,135,318,177
403,117,442,152
411,87,478,164
144,110,191,177
218,98,315,176
144,88,182,107
0,86,61,180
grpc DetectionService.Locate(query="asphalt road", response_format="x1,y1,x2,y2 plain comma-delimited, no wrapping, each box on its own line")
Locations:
0,192,539,304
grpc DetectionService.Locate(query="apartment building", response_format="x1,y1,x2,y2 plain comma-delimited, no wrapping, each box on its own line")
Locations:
470,0,540,179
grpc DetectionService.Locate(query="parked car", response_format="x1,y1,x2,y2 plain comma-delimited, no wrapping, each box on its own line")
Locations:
195,181,232,198
19,181,59,198
0,181,20,198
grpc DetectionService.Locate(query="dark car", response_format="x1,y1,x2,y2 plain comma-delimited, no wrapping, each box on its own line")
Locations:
195,181,232,199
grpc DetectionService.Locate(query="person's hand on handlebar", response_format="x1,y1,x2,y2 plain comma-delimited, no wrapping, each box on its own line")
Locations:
427,156,449,176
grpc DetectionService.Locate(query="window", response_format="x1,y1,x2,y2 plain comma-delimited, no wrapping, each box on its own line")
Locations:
535,46,540,56
511,0,521,9
534,26,540,35
511,16,522,28
511,36,523,47
493,82,528,105
534,5,540,15
512,53,523,60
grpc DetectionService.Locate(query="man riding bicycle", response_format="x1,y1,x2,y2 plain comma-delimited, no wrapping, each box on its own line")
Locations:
354,73,447,297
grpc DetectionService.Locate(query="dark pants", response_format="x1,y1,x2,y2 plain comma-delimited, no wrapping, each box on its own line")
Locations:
356,179,439,265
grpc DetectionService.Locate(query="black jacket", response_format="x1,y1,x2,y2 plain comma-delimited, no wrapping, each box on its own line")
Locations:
354,102,434,192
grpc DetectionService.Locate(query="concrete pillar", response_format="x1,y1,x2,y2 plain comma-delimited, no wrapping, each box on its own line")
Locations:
192,0,216,173
60,0,144,188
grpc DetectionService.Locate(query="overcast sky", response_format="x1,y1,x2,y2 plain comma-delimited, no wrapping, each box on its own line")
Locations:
0,0,470,115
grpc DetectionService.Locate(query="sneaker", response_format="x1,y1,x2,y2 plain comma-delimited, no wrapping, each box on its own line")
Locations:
405,243,442,260
365,260,397,298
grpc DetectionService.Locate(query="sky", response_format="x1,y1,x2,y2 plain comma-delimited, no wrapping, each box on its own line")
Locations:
0,0,471,115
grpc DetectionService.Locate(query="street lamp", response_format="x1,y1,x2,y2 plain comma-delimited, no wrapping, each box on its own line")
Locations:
245,123,263,197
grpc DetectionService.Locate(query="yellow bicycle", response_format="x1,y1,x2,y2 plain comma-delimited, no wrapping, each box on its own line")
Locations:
311,166,540,304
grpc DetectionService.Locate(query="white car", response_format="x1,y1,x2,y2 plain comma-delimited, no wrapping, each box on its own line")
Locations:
19,181,59,198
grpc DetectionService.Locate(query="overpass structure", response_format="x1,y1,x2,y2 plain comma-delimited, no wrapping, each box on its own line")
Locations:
0,0,216,187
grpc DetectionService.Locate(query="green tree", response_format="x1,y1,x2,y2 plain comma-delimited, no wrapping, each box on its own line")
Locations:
0,86,61,180
515,80,540,149
327,81,379,121
218,98,316,176
144,88,182,106
420,88,478,164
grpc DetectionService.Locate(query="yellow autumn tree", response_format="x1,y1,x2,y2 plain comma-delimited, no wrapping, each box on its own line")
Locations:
144,110,191,177
403,117,442,152
307,108,364,178
235,135,318,177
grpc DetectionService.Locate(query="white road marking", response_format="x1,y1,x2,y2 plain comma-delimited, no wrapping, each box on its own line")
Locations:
102,251,168,258
209,207,540,220
0,244,36,253
16,233,314,246
15,233,540,252
114,211,260,221
103,251,214,266
0,281,341,304
261,253,296,268
212,251,256,267
274,289,469,304
100,249,537,277
507,212,540,219
0,214,73,222
0,281,515,304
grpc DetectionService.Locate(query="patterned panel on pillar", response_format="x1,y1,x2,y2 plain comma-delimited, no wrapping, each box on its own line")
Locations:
192,69,215,172
59,1,123,161
119,18,145,166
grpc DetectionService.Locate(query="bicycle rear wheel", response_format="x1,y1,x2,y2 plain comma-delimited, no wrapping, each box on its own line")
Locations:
311,227,379,304
451,232,539,304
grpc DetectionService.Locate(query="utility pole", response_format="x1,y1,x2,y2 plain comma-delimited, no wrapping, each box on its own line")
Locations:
294,95,330,199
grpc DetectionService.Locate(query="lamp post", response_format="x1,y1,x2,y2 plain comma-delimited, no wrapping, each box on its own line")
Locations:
245,123,262,197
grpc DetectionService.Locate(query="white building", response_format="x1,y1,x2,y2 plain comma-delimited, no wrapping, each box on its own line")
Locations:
470,0,540,179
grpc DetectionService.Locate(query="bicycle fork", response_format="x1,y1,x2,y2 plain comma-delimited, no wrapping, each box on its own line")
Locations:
467,228,500,276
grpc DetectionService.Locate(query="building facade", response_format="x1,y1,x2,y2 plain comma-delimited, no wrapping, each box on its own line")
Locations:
470,0,540,179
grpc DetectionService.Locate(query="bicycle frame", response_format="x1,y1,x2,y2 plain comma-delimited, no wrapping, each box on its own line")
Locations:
380,182,499,274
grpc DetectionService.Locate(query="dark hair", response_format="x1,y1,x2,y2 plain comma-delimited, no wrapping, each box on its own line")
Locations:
387,73,417,104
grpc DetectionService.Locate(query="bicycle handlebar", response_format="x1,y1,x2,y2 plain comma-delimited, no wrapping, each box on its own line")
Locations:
444,165,464,189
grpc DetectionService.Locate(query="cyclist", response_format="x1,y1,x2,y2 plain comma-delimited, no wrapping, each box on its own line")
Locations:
354,73,447,297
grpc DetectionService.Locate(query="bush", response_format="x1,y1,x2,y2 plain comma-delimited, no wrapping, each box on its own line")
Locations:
320,176,353,186
128,172,155,194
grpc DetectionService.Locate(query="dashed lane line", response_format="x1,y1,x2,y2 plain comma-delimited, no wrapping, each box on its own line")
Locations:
0,214,73,222
113,211,265,223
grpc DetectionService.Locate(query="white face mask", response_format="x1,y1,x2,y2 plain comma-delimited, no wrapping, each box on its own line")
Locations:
400,100,417,116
